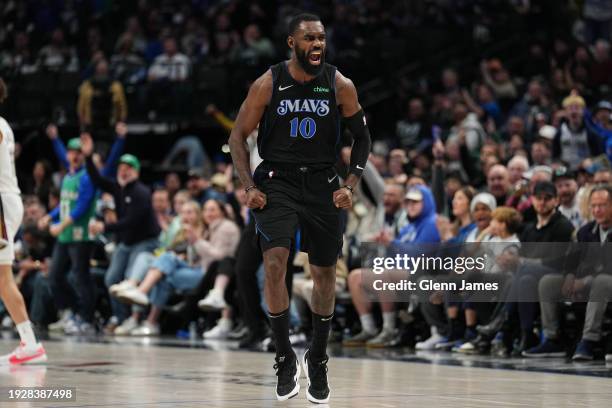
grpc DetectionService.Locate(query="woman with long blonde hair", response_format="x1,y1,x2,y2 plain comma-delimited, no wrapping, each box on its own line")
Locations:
115,200,206,335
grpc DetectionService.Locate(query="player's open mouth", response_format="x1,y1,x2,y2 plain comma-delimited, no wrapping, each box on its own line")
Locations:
309,52,322,64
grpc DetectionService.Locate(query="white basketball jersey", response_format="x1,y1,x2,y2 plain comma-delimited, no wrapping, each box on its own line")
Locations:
0,116,20,194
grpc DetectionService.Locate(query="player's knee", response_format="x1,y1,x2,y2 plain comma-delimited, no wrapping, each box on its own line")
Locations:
264,258,286,283
311,266,336,288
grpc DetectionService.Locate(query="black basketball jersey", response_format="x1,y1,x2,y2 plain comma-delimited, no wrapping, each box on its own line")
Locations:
257,61,341,166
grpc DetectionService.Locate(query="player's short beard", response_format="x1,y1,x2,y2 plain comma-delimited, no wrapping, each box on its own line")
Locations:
295,46,324,76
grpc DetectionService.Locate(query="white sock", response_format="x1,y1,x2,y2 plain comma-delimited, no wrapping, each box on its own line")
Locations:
218,318,232,329
382,312,396,332
360,314,376,334
16,320,37,348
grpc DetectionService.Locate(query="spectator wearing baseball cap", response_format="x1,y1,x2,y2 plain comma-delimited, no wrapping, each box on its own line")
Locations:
39,122,130,333
186,168,226,204
527,185,612,360
593,100,612,127
507,165,553,225
584,100,612,164
504,180,574,356
357,185,440,349
40,128,98,335
118,154,140,172
83,137,160,327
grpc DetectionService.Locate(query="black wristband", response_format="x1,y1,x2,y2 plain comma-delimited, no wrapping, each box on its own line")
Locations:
342,185,354,194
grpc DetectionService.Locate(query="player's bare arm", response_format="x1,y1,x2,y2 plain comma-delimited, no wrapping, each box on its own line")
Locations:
228,70,272,210
333,70,372,209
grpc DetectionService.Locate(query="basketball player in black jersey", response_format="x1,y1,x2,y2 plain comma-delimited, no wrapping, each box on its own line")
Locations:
229,13,371,403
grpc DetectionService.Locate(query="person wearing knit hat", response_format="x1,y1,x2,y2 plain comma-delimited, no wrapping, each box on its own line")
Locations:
430,191,499,352
470,192,497,214
465,192,497,242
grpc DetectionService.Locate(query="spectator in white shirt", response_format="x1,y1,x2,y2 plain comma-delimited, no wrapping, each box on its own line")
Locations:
148,37,190,82
554,167,583,229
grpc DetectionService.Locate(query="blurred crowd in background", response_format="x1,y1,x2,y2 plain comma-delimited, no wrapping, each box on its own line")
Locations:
2,0,612,361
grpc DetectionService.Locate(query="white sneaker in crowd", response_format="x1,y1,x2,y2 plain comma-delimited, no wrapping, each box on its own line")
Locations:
48,310,73,332
203,318,232,340
415,327,447,350
198,289,228,311
130,322,160,336
109,280,136,297
114,316,140,336
117,287,150,306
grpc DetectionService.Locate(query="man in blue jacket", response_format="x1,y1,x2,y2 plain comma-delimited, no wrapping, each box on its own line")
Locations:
392,185,441,247
344,184,440,348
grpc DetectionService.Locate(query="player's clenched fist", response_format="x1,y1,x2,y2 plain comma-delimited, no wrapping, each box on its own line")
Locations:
333,187,352,209
246,188,267,209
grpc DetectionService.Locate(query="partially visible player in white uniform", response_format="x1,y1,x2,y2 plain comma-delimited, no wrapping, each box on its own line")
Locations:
0,78,47,365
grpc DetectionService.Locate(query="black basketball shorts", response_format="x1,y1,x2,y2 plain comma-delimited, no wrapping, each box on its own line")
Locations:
251,161,343,267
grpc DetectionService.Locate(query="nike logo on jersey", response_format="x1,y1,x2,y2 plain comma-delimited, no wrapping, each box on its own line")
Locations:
356,165,364,170
278,85,294,91
328,175,338,183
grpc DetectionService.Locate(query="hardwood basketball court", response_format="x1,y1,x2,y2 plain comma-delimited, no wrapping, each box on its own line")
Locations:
2,337,612,407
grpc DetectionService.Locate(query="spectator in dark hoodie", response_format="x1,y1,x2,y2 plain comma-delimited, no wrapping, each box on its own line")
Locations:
81,134,160,326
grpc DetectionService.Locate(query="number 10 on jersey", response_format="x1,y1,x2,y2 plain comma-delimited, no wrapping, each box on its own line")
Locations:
289,117,316,139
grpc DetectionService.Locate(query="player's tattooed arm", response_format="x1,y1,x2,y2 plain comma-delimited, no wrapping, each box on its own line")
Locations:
228,69,272,209
335,70,372,191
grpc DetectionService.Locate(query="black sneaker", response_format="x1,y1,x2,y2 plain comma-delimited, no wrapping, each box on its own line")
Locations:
302,349,330,404
273,352,300,401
